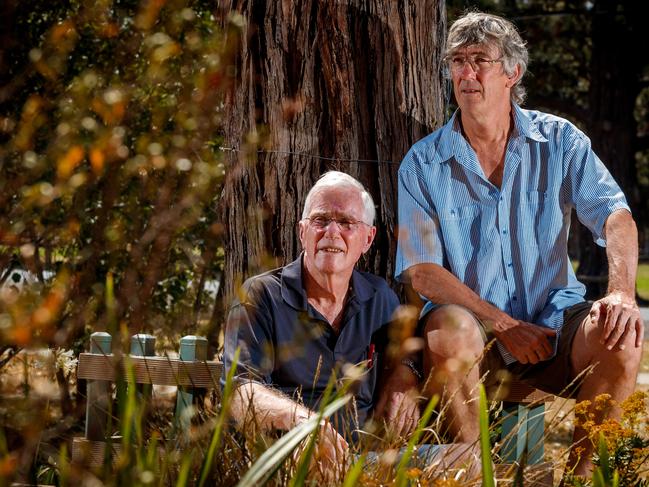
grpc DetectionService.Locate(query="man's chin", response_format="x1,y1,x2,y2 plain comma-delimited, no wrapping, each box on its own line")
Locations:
313,255,348,274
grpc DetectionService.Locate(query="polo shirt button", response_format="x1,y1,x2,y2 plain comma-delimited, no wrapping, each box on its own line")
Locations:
502,229,507,234
512,296,518,301
507,262,513,267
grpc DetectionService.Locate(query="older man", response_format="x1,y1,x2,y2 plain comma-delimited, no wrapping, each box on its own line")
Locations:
223,171,414,470
395,12,643,476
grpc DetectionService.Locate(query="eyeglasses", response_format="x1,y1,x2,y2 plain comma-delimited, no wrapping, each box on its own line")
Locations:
305,216,369,232
447,54,503,73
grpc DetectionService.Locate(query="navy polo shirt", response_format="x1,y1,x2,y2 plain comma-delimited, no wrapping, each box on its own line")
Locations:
223,255,399,441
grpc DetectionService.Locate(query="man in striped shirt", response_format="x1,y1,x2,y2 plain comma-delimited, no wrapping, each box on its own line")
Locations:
395,11,643,476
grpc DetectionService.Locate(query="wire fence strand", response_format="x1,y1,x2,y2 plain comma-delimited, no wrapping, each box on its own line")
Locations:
218,146,401,165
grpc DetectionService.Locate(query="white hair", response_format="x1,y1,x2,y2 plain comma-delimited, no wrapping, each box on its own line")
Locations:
302,171,375,225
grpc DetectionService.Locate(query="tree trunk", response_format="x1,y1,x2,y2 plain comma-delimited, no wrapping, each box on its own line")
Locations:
220,0,447,305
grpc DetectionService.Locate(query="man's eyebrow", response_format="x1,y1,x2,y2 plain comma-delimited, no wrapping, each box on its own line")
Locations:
451,47,494,57
457,51,491,57
309,211,356,220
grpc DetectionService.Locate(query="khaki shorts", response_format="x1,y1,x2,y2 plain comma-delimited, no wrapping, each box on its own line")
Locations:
426,302,592,398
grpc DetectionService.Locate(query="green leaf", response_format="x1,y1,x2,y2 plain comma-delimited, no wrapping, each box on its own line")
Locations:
288,375,340,487
342,455,365,487
175,453,193,487
479,384,495,487
235,395,351,487
394,394,439,487
198,347,241,487
597,432,612,483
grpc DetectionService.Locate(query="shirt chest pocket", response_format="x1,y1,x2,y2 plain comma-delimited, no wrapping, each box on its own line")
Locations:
438,203,481,221
344,345,379,406
519,190,563,257
522,190,554,234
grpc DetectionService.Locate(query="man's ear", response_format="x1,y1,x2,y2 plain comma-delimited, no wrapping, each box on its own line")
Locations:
362,226,377,254
506,64,522,88
298,220,307,249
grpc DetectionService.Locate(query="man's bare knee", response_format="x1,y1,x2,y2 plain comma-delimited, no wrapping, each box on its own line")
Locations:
574,320,644,378
424,305,483,338
599,343,643,374
423,305,485,358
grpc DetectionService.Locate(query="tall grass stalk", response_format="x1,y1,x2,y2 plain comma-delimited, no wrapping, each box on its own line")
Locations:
57,443,69,487
342,455,365,487
175,454,193,487
235,395,351,487
197,348,241,487
394,394,440,487
288,422,319,487
479,384,495,487
592,432,620,487
289,378,340,487
120,354,138,464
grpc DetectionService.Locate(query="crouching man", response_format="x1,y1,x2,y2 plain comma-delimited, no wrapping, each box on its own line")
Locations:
222,171,427,477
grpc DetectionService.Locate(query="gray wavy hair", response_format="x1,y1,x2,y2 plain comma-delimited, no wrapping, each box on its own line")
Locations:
446,12,529,104
302,171,375,225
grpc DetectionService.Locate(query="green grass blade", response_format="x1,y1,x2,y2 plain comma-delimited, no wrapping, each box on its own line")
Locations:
105,272,116,335
115,352,139,484
592,468,606,487
121,354,137,452
235,395,351,487
175,453,193,487
58,442,69,487
197,347,241,487
288,429,318,487
342,455,365,487
597,432,612,483
479,384,495,487
395,394,439,487
288,375,341,487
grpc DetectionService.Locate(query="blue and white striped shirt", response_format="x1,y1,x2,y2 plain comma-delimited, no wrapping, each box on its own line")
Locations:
395,104,630,363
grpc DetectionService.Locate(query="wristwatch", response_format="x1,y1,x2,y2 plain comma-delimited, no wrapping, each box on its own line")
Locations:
400,358,423,381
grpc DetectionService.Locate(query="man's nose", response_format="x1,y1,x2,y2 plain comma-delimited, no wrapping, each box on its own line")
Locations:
323,220,343,235
458,61,478,78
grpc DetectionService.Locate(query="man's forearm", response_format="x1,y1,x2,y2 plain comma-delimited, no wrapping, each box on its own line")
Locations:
604,209,638,296
408,263,512,326
231,381,315,431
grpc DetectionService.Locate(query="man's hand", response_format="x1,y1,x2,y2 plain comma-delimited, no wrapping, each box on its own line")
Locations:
374,364,421,438
590,291,643,350
293,419,348,481
315,420,349,464
491,319,557,364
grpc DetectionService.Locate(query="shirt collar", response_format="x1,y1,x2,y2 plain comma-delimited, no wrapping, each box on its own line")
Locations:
434,109,467,163
511,103,548,143
280,253,377,310
434,103,547,164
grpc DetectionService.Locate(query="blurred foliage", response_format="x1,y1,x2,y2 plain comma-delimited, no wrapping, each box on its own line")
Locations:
0,0,241,352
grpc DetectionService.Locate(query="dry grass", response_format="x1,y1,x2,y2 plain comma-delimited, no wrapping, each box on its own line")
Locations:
2,346,648,485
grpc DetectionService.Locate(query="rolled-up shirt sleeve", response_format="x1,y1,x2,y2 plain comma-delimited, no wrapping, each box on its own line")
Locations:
564,127,630,247
222,283,275,386
395,161,444,283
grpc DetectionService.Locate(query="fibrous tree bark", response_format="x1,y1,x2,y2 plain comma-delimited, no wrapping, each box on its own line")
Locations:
220,0,447,305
